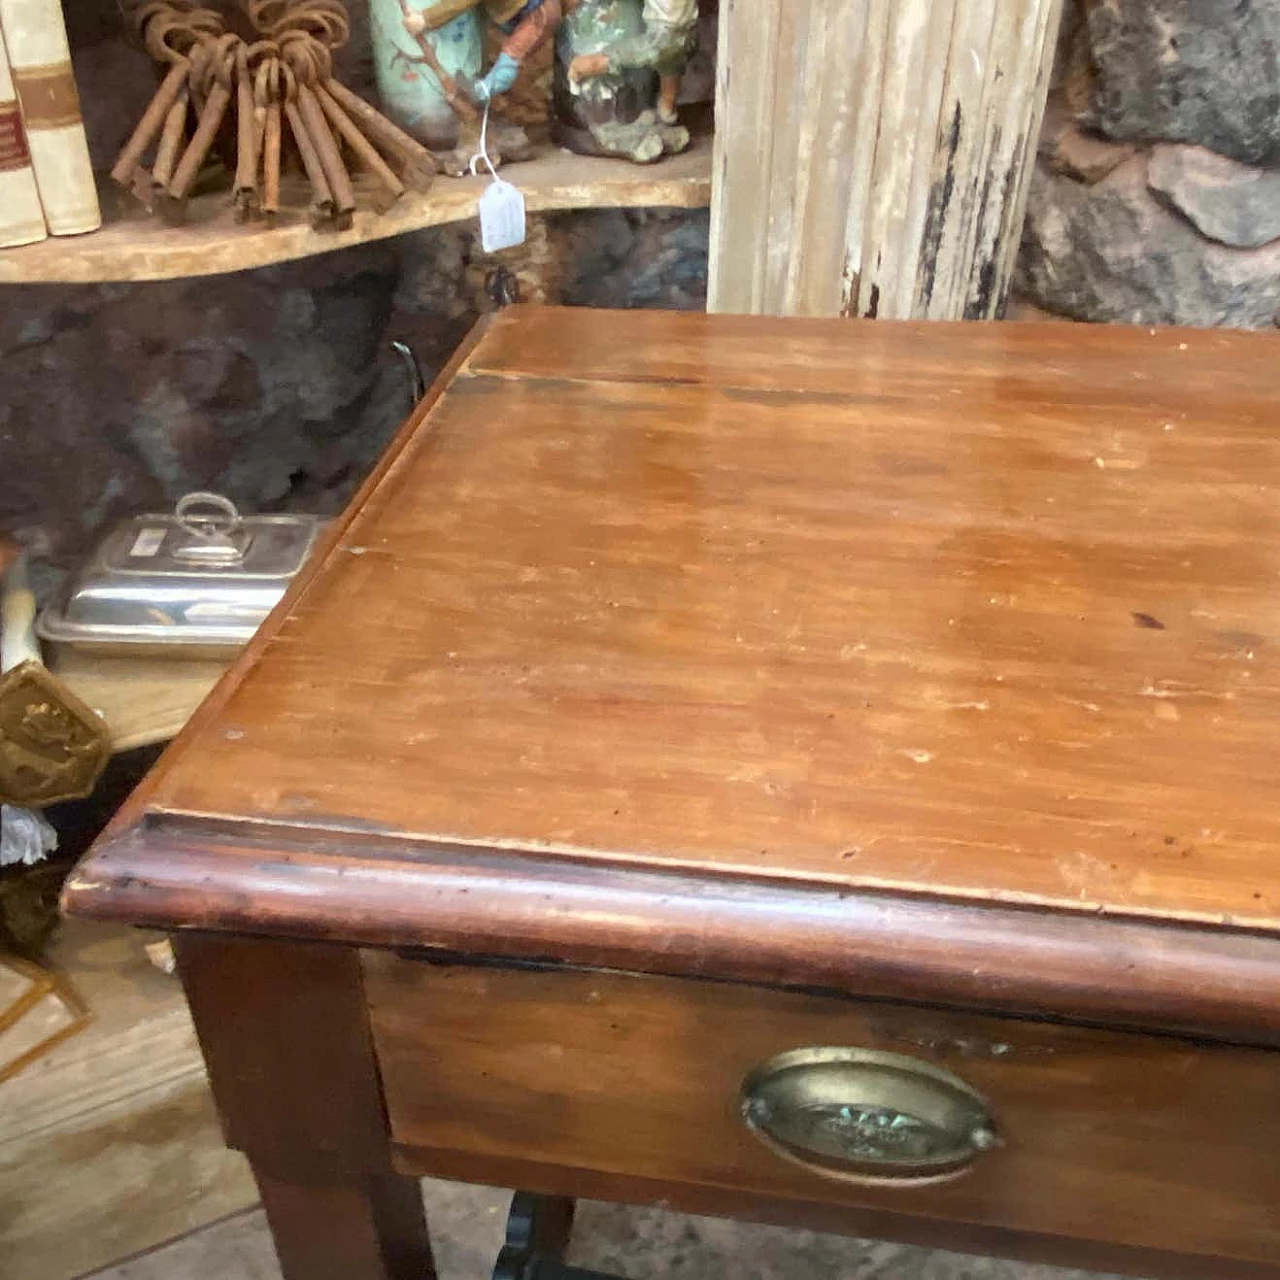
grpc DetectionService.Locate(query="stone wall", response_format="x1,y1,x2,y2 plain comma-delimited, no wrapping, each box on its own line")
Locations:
1016,0,1280,327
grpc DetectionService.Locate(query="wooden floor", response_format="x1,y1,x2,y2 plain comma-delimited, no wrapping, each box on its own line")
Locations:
0,920,255,1280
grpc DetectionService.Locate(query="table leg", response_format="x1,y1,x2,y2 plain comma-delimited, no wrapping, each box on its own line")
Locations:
172,933,436,1280
256,1168,434,1280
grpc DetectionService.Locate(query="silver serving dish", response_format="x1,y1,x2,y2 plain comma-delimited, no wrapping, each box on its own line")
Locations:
37,493,327,657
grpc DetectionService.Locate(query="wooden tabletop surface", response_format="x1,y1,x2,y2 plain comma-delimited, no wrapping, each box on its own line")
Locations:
91,306,1280,928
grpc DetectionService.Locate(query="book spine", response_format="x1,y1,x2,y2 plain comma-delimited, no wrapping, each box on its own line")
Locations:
0,23,45,247
0,0,98,236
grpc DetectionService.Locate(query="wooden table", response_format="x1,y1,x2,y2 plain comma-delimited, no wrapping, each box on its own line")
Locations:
65,308,1280,1280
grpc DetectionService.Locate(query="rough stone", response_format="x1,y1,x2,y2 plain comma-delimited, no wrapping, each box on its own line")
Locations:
1039,100,1138,184
1087,0,1280,166
0,249,399,598
553,208,710,310
1147,143,1280,247
1015,154,1280,328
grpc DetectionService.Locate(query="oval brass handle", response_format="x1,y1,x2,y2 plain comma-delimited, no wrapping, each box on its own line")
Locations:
741,1048,998,1183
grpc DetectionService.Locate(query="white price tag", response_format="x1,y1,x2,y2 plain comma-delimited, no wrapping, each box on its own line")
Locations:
478,178,526,253
129,527,166,558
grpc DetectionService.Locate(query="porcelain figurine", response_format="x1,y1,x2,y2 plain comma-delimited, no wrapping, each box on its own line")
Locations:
460,0,564,105
371,0,483,151
552,0,691,163
371,0,549,171
567,0,696,125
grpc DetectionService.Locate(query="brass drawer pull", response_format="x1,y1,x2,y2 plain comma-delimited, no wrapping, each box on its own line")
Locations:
741,1048,998,1182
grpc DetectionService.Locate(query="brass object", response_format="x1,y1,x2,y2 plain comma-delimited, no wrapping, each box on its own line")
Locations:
0,661,110,806
741,1048,998,1182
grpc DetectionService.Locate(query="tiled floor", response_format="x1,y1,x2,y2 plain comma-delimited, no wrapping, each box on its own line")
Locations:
87,1179,1128,1280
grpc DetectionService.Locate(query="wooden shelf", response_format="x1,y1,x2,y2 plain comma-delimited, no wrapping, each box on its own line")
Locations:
50,648,228,752
0,136,711,285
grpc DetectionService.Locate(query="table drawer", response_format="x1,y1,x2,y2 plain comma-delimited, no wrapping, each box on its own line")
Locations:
363,953,1280,1270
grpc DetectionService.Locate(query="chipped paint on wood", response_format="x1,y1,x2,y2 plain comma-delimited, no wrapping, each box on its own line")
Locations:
709,0,1064,320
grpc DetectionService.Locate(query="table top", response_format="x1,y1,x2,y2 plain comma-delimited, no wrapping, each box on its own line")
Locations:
66,307,1280,1042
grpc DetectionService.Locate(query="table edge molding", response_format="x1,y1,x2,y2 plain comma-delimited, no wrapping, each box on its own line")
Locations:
62,812,1280,1049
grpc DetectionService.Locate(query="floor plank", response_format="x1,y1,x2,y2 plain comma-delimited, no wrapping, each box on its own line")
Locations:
0,921,255,1280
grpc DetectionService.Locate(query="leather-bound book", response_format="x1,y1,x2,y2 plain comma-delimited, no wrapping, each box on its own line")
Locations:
0,22,45,246
0,0,98,235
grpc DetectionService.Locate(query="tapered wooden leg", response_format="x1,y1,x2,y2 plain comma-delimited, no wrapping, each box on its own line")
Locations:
256,1168,435,1280
172,933,436,1280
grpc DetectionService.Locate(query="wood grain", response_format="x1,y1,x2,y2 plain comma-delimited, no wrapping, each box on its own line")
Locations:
366,956,1280,1274
84,311,1280,922
173,934,436,1280
708,0,1061,317
58,308,1280,1280
254,1170,437,1280
392,1152,1275,1280
172,935,393,1176
0,139,711,284
84,307,496,830
61,814,1280,1049
0,922,255,1280
64,307,1280,1040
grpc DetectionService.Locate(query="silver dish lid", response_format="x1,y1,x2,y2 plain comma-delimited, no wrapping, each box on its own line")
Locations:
37,492,327,652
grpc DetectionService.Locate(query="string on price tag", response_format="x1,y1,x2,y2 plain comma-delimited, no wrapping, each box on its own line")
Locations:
470,98,526,253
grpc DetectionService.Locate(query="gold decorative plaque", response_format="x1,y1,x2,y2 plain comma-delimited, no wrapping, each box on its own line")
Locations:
0,661,109,806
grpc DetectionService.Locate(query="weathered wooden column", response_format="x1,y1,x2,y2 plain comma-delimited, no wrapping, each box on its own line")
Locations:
708,0,1064,319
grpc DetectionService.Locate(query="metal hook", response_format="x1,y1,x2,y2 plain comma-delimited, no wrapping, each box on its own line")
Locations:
391,341,425,405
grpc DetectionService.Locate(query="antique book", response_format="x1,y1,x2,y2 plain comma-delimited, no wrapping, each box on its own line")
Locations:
0,23,45,246
0,0,99,235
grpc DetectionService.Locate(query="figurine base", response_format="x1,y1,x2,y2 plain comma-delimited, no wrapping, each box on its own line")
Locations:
551,113,690,165
435,120,541,177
